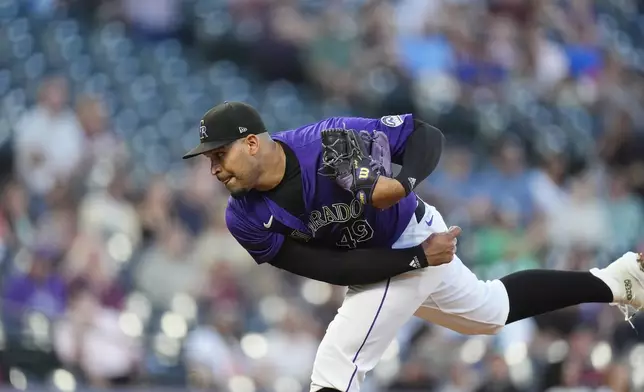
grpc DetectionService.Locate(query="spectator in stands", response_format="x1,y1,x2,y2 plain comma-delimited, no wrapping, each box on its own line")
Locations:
13,76,84,198
184,307,246,388
388,359,438,391
436,362,476,392
173,164,220,236
529,151,570,220
424,145,477,215
134,220,204,308
475,354,522,392
547,173,611,254
199,262,244,313
137,175,174,245
32,207,78,260
541,327,604,389
53,284,142,387
0,180,35,250
77,168,141,249
248,2,310,84
478,138,535,225
63,233,125,310
473,219,540,281
3,247,66,324
263,305,320,384
603,170,644,256
75,94,128,174
524,25,570,94
121,0,182,41
192,201,254,276
305,6,360,101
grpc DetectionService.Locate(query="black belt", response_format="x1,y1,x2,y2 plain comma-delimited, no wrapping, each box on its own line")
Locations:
414,195,426,224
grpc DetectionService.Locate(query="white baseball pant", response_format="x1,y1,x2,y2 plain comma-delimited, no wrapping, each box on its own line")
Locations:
309,200,511,392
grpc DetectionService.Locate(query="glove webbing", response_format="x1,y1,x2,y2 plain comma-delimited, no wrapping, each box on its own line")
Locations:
319,137,361,177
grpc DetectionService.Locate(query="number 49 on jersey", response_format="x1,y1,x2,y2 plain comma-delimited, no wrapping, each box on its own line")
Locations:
336,220,374,249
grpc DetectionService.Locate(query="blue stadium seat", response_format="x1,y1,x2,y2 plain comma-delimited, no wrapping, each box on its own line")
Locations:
0,0,19,23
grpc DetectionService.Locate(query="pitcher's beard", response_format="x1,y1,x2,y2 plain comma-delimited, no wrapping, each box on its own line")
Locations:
230,188,250,199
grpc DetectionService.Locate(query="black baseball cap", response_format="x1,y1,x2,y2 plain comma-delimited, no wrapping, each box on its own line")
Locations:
182,101,267,159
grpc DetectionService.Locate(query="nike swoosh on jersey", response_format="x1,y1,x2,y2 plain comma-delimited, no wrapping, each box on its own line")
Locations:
263,215,274,229
425,215,434,226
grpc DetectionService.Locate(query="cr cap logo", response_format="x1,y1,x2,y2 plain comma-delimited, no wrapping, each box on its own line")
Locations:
380,115,403,128
199,120,208,140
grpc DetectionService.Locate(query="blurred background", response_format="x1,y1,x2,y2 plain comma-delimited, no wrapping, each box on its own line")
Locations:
0,0,643,391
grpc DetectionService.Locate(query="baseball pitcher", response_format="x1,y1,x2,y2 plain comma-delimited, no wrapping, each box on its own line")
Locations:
183,101,644,392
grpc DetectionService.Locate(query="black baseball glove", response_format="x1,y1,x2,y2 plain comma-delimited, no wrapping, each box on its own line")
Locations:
318,129,392,205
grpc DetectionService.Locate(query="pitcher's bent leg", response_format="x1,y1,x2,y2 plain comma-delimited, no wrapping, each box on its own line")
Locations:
414,255,510,335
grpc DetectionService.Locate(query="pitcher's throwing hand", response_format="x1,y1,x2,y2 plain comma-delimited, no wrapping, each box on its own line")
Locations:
423,226,462,266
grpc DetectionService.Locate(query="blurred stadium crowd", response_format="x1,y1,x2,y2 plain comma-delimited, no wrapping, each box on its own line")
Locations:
0,0,644,391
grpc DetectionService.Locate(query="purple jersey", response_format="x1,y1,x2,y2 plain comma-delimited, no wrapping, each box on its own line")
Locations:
225,115,418,264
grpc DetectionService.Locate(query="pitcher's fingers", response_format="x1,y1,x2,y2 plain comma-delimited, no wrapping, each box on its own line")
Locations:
447,226,462,238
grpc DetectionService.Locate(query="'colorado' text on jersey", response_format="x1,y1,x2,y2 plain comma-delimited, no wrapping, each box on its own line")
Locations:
225,115,418,264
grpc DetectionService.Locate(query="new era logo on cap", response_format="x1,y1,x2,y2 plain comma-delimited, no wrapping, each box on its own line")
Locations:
239,127,247,133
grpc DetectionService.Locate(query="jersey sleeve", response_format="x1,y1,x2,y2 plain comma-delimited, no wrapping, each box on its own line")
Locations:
330,114,415,160
225,205,285,265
